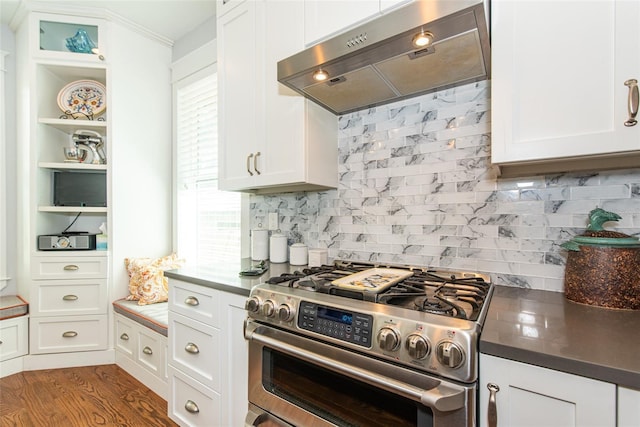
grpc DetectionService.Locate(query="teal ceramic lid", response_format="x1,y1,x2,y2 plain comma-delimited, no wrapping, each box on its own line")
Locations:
561,208,640,251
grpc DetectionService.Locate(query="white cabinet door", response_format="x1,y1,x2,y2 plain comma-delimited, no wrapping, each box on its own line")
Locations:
479,354,616,427
217,1,262,191
304,0,380,45
618,386,640,427
491,0,640,165
223,292,249,427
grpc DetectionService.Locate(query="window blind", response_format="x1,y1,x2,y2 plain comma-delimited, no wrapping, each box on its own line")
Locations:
175,69,241,265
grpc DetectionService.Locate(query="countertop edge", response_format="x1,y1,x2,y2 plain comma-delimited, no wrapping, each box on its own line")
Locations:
479,340,640,390
165,270,252,297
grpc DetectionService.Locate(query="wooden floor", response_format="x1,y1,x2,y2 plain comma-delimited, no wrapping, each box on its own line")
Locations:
0,364,178,427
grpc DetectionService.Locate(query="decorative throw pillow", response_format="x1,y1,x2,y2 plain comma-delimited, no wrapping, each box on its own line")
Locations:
125,253,184,305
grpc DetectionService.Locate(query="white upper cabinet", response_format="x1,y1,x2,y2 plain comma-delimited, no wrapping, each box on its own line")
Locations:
491,0,640,169
34,13,107,63
303,0,411,46
217,0,337,194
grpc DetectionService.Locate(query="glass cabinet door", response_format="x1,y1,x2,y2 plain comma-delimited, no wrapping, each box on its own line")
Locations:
33,13,106,61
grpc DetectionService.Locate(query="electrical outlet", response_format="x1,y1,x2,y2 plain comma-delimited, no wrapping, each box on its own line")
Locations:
268,212,278,230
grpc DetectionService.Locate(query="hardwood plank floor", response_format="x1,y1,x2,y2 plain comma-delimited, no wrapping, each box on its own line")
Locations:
0,364,178,427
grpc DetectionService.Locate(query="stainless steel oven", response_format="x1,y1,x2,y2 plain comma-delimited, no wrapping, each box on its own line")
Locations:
243,261,493,427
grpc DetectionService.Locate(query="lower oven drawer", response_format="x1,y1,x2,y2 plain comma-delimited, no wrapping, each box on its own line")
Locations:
168,366,221,427
29,315,108,354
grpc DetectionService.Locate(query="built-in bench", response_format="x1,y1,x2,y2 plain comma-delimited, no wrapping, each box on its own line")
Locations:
112,298,168,399
0,295,29,378
112,298,168,336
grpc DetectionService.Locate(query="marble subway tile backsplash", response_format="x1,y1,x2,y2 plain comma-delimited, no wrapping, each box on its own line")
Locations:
250,81,640,291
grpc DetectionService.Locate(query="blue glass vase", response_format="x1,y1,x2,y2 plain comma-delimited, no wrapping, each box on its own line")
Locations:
66,29,96,54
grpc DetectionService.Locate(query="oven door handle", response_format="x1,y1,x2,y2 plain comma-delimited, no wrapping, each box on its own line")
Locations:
245,404,294,427
248,328,466,413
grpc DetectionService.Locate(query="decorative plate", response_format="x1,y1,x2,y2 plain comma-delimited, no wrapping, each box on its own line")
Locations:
331,268,414,293
57,80,106,118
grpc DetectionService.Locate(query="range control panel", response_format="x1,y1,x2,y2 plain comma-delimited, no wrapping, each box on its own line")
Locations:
298,301,373,347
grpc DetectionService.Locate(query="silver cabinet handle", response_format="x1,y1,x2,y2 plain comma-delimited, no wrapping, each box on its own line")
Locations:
63,265,79,271
184,400,199,414
185,342,200,354
184,296,199,306
62,331,78,338
254,151,261,175
142,346,153,355
625,79,638,127
487,383,500,427
120,333,129,341
247,153,254,176
62,294,78,301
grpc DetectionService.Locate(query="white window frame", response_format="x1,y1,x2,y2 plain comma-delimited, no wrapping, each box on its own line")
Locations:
171,40,249,263
0,50,8,291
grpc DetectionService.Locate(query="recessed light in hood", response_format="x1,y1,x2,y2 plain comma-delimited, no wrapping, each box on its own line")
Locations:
277,1,491,115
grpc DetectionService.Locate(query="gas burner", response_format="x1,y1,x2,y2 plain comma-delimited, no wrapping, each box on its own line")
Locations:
264,260,491,320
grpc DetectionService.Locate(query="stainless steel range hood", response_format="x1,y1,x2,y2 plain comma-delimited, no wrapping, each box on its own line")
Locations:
277,1,490,115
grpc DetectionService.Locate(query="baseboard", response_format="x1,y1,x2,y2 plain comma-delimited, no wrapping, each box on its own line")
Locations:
23,349,116,371
0,356,25,378
115,351,168,400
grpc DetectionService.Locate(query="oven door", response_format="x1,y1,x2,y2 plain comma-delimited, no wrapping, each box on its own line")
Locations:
245,320,475,427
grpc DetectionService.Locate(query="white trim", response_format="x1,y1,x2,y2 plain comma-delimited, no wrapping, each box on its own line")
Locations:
0,51,8,290
171,39,217,83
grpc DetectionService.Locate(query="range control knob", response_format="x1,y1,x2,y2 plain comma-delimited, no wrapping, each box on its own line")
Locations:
262,300,276,317
277,303,295,322
377,327,401,352
245,297,261,313
405,333,430,360
436,341,465,369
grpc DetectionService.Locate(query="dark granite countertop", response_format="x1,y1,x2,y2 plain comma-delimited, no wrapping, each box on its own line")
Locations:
165,259,304,298
480,285,640,389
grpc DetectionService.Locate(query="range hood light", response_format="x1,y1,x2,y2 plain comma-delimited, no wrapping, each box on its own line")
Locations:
412,30,434,48
312,69,329,82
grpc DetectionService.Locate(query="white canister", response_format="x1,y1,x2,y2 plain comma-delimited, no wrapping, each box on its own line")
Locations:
269,233,288,263
289,243,308,266
251,229,269,261
308,248,328,267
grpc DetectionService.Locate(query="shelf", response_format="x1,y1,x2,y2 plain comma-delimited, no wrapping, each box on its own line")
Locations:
39,118,107,133
38,162,107,171
38,206,107,213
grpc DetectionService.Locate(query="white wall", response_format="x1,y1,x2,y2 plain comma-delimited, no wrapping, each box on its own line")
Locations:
172,15,216,63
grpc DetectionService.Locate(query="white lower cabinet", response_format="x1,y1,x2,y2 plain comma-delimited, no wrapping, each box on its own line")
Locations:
168,279,248,427
479,354,616,427
114,313,168,399
30,314,108,354
0,316,29,362
618,386,640,427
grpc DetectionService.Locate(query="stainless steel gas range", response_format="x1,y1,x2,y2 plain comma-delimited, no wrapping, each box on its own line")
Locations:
243,260,493,427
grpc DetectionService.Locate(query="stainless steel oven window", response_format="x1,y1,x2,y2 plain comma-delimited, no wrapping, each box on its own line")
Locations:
262,348,433,426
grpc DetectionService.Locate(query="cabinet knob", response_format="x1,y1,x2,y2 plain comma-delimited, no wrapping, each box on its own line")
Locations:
185,342,200,354
184,400,200,414
625,79,638,127
63,265,79,271
142,346,153,355
62,294,78,301
62,331,78,338
184,296,199,306
120,333,129,341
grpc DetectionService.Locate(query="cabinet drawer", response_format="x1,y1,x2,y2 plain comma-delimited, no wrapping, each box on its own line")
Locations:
32,256,108,280
169,366,221,427
0,316,29,362
115,314,136,358
169,311,221,391
32,279,107,316
169,279,220,327
29,315,108,354
138,327,167,378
